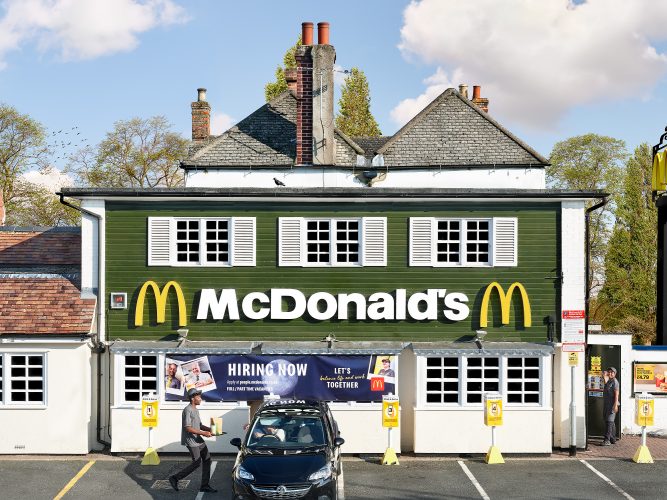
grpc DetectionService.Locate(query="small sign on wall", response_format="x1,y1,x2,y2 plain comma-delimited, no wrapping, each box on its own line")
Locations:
110,292,127,309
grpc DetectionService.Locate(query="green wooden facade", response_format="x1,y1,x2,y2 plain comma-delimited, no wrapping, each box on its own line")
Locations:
105,200,561,342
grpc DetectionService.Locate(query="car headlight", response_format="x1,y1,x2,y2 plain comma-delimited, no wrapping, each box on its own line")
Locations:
307,463,332,481
236,465,255,481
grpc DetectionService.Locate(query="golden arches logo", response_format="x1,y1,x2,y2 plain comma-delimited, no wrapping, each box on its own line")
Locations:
479,282,531,328
134,280,187,327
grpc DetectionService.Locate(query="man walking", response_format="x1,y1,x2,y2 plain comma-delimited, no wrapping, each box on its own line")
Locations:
169,388,217,492
602,366,620,446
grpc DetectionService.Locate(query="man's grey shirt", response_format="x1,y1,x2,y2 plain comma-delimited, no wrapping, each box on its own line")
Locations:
181,404,205,447
603,378,620,418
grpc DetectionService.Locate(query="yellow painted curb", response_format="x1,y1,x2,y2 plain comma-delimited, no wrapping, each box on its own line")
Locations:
141,447,160,466
382,447,399,465
632,445,653,464
485,446,504,464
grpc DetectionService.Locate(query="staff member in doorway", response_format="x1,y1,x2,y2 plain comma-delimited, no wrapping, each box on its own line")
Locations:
168,388,217,492
602,366,620,446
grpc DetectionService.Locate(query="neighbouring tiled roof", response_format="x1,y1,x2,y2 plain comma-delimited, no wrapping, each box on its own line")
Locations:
353,136,392,158
0,227,81,266
0,277,95,335
376,89,547,167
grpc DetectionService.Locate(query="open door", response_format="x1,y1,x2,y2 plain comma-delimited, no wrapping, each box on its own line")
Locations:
586,344,621,441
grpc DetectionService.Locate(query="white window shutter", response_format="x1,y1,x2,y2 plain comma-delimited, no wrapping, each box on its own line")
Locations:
231,217,256,266
361,217,387,266
147,217,172,266
278,217,303,266
409,217,434,266
493,217,518,266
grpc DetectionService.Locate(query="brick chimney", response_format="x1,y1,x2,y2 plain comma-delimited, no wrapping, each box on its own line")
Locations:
191,88,211,142
295,21,335,166
472,85,489,113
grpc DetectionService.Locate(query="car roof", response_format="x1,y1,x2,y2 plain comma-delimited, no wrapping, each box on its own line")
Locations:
255,399,327,417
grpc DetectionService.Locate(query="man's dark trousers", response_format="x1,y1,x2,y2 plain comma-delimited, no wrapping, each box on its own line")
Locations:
604,414,616,443
173,443,211,487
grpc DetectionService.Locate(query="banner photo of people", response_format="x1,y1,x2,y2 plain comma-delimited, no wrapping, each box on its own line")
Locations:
164,355,396,401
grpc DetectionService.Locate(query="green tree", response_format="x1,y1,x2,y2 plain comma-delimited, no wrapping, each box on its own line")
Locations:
68,116,188,188
265,36,301,101
8,180,79,226
335,67,381,138
0,104,49,209
547,134,627,297
599,144,656,343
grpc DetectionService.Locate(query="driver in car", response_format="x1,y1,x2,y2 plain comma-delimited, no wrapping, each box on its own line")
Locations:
252,418,286,441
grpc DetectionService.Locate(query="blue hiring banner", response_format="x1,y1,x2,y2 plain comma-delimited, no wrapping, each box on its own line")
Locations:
163,354,397,401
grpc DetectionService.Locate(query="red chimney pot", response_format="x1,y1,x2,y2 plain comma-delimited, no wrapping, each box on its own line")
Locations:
472,85,481,100
302,22,314,46
317,22,330,45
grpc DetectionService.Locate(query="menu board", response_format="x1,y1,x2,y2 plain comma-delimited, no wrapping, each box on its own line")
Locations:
633,362,667,394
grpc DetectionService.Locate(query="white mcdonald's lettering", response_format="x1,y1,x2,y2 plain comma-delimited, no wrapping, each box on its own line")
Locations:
195,288,470,322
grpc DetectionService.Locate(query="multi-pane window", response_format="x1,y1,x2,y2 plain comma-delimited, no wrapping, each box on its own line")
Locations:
175,218,230,265
176,220,200,263
123,355,157,403
8,355,45,404
507,357,541,403
466,357,499,403
205,220,229,263
425,357,460,403
422,355,542,406
435,219,490,266
305,219,360,265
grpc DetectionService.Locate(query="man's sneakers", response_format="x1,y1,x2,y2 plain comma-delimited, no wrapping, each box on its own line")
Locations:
602,440,612,446
200,485,217,493
168,475,179,491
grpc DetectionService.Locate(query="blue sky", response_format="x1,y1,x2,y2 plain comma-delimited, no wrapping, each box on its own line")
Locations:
1,0,666,185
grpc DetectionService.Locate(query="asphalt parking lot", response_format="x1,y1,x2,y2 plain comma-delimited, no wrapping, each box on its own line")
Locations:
1,455,666,500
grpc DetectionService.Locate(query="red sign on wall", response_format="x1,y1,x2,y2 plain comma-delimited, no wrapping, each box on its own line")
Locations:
562,310,585,319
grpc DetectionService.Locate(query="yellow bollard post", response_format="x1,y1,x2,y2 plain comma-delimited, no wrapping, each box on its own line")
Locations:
484,394,504,464
633,393,654,464
381,394,400,465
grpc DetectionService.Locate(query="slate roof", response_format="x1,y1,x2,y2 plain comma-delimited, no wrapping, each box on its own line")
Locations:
0,227,95,336
182,88,548,169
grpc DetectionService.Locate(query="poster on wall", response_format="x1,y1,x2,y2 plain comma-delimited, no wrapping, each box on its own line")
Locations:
164,354,396,402
164,358,185,396
633,362,667,394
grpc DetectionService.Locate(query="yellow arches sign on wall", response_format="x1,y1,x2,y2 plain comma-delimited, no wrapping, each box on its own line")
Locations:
134,280,187,327
479,281,532,328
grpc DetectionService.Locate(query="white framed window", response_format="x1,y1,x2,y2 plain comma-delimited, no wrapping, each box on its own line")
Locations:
279,217,386,267
0,353,46,406
121,355,158,403
420,355,545,407
506,357,541,404
410,217,517,267
148,217,255,267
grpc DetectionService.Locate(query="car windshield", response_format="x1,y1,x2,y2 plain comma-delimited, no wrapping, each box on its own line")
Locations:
247,415,327,448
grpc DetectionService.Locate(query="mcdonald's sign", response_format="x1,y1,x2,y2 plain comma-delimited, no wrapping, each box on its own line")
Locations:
479,281,531,328
134,280,187,327
370,377,385,392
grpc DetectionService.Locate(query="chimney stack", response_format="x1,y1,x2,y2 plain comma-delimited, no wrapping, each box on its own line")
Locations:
295,21,335,166
471,85,489,113
458,84,468,99
191,87,211,142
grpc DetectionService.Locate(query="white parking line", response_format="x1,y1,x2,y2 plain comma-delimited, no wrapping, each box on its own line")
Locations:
195,461,218,499
458,461,490,500
580,460,634,500
338,462,345,500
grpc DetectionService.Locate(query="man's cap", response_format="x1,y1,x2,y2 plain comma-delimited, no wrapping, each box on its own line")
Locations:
187,387,202,398
607,366,617,374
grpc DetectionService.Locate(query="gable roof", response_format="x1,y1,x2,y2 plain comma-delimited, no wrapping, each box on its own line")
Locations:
376,89,548,167
0,227,81,266
182,91,364,168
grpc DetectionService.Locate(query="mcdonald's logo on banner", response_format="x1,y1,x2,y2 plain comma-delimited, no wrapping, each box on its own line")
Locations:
370,377,385,391
479,281,531,328
134,280,187,327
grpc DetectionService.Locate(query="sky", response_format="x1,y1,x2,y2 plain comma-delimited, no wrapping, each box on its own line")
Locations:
1,0,667,188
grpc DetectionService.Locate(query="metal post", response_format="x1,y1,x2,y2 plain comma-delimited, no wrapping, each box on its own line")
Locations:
148,426,152,449
570,364,576,456
491,425,496,447
388,426,392,449
642,425,647,447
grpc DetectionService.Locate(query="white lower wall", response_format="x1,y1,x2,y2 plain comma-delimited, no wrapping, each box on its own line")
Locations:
0,342,93,454
413,408,552,453
552,345,586,448
331,406,400,454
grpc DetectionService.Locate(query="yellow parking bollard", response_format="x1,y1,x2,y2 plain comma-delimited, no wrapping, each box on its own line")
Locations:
633,393,654,464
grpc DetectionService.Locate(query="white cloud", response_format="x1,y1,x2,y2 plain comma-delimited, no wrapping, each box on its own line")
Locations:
22,167,73,191
0,0,188,68
394,0,667,129
210,112,235,135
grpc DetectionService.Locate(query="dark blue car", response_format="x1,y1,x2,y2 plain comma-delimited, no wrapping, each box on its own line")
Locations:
230,399,344,500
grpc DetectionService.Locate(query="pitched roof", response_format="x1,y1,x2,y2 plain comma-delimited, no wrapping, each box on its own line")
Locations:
0,227,95,336
0,278,95,335
0,227,81,266
353,136,392,158
376,89,548,167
